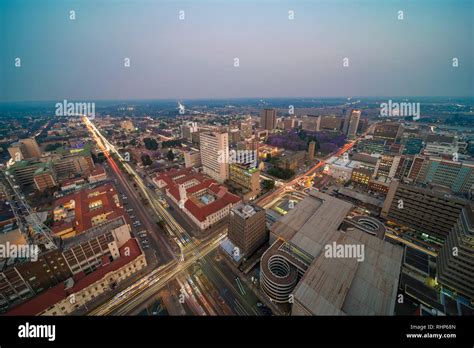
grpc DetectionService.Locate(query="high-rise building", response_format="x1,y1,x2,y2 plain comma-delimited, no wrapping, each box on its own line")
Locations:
183,149,202,168
229,129,241,144
382,181,474,305
240,120,253,139
260,109,277,130
346,110,361,138
308,141,316,161
407,155,429,182
181,122,198,141
320,115,343,131
342,109,351,134
53,153,95,179
283,117,296,130
357,118,369,134
20,138,42,158
393,155,415,180
228,163,261,201
8,138,41,160
7,143,24,161
228,203,267,257
418,158,474,195
374,155,400,178
382,180,466,253
437,203,474,301
351,167,373,187
373,122,402,141
6,160,41,187
301,115,321,132
200,131,229,183
237,138,259,153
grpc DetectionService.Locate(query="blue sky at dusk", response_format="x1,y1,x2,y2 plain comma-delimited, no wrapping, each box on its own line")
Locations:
0,0,472,102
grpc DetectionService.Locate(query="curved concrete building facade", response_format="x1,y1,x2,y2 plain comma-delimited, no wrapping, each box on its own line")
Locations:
260,240,310,303
348,215,386,239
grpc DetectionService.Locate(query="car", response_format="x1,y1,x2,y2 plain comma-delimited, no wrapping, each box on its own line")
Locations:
130,215,135,219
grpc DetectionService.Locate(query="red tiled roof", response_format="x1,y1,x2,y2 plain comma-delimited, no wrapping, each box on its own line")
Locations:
160,168,208,201
186,179,216,195
89,165,106,177
158,168,241,222
184,185,240,222
6,238,142,316
174,172,206,185
52,183,126,236
155,167,195,187
167,186,180,201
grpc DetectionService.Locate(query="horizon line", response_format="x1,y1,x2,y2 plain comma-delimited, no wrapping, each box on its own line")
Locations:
1,95,474,105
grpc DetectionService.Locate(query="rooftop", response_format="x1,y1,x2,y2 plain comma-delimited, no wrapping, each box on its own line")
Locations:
271,190,353,258
6,238,142,316
231,203,261,219
51,183,127,237
156,167,241,222
293,227,403,315
268,191,403,315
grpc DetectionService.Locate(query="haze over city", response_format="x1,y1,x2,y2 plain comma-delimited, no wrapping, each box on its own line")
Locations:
0,1,473,346
1,0,473,103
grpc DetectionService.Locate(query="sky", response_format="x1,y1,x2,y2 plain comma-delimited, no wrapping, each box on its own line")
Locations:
0,0,473,102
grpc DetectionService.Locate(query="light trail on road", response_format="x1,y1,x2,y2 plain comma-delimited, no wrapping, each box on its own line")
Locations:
83,116,205,260
82,116,232,315
88,232,226,315
256,123,378,208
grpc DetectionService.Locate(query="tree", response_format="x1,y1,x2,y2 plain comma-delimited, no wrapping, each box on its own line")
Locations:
167,149,175,161
268,167,294,180
262,179,275,191
162,139,182,148
141,154,152,166
143,138,158,150
44,142,62,151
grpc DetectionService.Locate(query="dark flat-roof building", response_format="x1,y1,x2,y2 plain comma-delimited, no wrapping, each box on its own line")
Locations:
260,109,277,131
437,203,474,302
260,191,403,314
382,180,466,253
228,203,267,258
